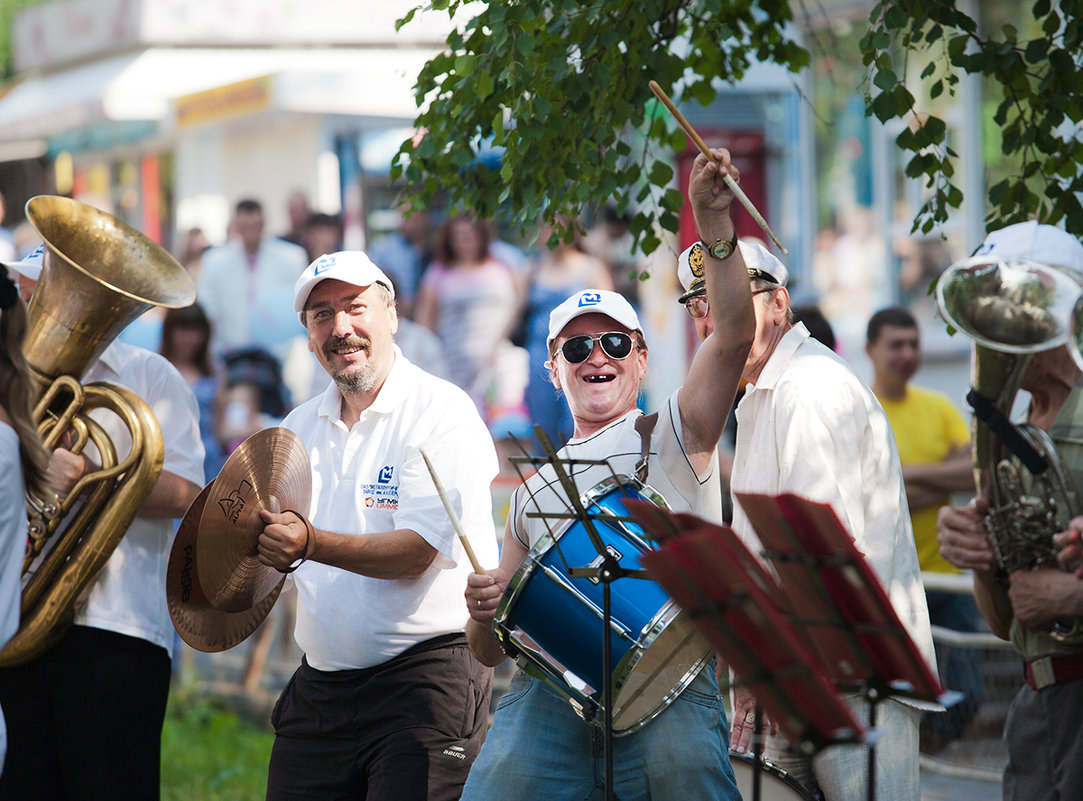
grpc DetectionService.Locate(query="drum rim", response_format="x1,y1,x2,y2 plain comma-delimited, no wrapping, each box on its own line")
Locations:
493,473,706,734
493,474,668,635
609,603,712,734
728,751,817,800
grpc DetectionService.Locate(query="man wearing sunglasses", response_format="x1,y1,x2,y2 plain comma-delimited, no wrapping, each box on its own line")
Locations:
677,237,935,801
459,148,754,801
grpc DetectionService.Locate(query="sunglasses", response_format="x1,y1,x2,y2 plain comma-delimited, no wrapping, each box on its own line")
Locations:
683,287,778,319
559,332,635,364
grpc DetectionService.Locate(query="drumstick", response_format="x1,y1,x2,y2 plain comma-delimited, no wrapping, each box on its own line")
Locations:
420,448,484,573
648,80,788,255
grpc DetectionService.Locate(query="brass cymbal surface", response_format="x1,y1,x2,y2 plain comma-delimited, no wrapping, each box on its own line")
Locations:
167,483,284,652
196,427,311,612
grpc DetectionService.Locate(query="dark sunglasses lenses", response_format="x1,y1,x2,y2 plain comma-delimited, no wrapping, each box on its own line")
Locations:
561,332,634,364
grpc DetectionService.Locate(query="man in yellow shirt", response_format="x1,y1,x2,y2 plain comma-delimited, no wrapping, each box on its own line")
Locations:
866,306,979,752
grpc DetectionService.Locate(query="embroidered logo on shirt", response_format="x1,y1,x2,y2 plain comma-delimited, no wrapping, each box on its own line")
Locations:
362,468,399,511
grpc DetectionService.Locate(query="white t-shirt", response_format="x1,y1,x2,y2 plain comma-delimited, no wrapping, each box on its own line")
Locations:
512,391,722,549
73,342,206,656
0,423,24,771
729,323,936,676
282,347,499,670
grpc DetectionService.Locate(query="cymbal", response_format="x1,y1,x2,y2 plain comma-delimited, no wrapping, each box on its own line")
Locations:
196,427,311,612
167,483,284,652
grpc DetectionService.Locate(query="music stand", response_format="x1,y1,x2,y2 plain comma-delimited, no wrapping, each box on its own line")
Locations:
734,491,957,801
626,500,868,754
502,428,660,801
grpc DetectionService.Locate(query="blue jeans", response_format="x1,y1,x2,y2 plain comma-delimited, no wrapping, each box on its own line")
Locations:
461,667,740,801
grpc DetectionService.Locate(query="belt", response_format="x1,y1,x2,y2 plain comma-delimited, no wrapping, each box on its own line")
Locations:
1024,653,1083,690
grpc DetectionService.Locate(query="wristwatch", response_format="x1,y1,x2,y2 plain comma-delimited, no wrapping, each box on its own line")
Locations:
702,232,738,260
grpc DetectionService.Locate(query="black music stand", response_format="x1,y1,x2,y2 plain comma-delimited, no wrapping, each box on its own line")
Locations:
503,428,659,801
732,491,959,800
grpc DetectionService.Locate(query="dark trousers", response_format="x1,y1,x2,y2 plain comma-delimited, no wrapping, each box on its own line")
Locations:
0,625,171,801
266,633,492,801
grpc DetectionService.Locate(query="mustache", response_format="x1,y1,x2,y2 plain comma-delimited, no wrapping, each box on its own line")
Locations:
324,335,371,356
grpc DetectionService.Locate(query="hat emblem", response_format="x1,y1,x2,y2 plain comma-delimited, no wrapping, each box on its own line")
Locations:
313,254,336,274
577,291,602,307
688,242,705,282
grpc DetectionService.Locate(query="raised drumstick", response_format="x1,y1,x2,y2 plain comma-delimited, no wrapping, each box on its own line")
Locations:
649,80,788,255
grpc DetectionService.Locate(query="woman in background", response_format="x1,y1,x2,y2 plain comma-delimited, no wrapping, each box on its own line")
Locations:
159,304,227,482
413,215,520,422
0,262,51,772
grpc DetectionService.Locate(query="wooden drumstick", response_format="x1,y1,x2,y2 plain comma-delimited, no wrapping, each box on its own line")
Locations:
648,80,788,255
420,447,484,573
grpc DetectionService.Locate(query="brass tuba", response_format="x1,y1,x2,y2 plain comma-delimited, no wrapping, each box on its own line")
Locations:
937,254,1083,644
0,195,196,666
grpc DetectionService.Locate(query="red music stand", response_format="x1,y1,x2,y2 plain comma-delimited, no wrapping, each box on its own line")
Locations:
734,492,947,705
624,500,867,755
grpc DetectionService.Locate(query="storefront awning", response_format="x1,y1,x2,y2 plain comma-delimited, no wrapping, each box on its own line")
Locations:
0,46,440,144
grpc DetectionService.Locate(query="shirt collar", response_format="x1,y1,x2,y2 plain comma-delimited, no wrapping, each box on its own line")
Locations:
318,345,408,423
84,340,130,382
745,322,810,393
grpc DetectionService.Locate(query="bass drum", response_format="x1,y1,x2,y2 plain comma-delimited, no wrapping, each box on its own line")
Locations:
729,752,816,801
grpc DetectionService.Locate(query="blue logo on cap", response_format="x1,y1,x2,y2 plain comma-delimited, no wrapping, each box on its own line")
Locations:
313,254,336,275
577,292,602,307
27,244,44,260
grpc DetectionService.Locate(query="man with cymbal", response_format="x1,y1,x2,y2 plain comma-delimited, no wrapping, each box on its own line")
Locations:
256,250,499,801
459,147,753,801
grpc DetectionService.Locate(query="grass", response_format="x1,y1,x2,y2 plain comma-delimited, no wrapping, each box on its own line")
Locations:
160,683,274,801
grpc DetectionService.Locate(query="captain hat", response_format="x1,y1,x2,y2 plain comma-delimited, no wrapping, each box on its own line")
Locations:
676,239,789,304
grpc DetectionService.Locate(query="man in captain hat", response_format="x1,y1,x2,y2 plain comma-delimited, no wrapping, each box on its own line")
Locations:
676,235,935,801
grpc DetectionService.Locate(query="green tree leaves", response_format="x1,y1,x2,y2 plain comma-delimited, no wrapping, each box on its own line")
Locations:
392,0,807,253
861,0,1083,234
396,0,1083,254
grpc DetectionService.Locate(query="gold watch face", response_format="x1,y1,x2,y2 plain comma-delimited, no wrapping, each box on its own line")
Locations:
708,237,735,260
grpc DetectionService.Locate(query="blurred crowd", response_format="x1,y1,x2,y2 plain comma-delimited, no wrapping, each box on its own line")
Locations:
1,190,648,487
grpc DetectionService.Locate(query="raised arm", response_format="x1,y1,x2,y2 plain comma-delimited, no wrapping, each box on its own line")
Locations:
678,148,756,470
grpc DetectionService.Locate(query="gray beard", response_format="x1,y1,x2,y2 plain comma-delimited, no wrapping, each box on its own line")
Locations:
333,363,378,395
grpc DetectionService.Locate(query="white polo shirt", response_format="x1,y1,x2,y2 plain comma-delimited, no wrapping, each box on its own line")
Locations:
75,341,206,656
282,347,499,670
729,323,936,676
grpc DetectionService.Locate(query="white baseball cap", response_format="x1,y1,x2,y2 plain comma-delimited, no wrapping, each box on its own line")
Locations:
975,221,1083,277
547,289,642,349
2,243,45,281
293,250,395,312
676,239,789,304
